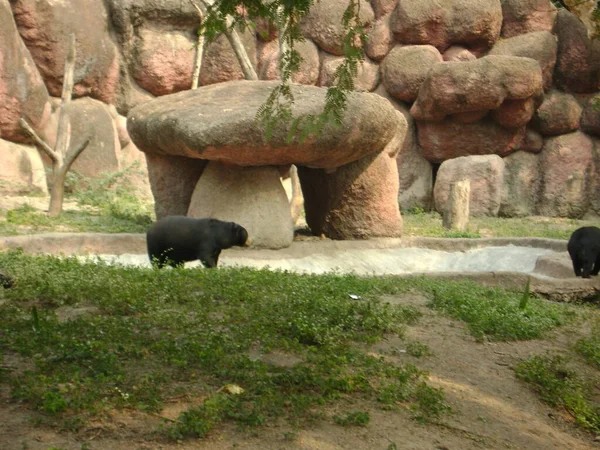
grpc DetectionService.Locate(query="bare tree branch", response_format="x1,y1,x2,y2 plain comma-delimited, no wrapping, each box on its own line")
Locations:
19,118,58,163
55,33,77,156
199,0,258,80
65,136,92,169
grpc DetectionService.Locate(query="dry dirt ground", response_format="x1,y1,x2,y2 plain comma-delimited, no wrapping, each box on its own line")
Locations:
1,294,599,450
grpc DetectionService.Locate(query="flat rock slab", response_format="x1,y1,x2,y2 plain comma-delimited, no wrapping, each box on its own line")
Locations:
127,80,401,169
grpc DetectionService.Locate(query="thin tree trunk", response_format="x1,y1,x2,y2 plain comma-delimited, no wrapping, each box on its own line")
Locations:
189,0,205,89
48,167,68,217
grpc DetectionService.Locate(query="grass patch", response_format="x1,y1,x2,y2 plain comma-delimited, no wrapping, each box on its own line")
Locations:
402,211,596,240
0,165,154,235
0,203,151,234
0,251,448,439
515,355,600,434
575,320,600,369
424,279,574,341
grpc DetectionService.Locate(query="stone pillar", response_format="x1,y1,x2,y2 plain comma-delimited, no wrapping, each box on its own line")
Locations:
188,162,294,249
443,179,470,231
145,153,207,219
298,150,403,240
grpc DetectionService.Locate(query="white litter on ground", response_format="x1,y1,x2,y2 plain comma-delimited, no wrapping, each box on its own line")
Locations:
76,245,557,276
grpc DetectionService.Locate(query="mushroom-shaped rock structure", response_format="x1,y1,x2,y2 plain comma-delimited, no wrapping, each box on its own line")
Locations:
128,80,404,248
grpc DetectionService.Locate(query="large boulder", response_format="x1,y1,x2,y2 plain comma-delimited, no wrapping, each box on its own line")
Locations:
537,131,594,218
581,95,600,137
188,164,293,249
299,0,374,56
391,0,502,52
11,0,120,104
319,54,379,92
488,31,557,90
130,27,196,96
0,139,47,195
416,118,527,163
554,9,600,94
500,0,557,38
0,0,49,144
411,56,544,121
434,155,505,217
128,80,401,169
257,39,320,85
532,90,582,136
500,151,540,217
381,45,443,103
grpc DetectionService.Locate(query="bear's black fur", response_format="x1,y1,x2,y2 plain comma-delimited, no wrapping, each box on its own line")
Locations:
567,226,600,279
147,216,249,269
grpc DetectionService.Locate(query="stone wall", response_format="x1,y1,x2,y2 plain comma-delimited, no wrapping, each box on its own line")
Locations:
0,0,598,219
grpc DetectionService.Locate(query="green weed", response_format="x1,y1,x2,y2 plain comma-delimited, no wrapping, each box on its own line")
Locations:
515,355,600,433
333,410,370,426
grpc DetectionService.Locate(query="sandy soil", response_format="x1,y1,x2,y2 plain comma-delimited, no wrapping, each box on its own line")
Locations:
1,294,598,450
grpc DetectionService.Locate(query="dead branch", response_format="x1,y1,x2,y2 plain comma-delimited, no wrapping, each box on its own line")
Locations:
189,0,206,89
199,0,258,80
19,118,58,163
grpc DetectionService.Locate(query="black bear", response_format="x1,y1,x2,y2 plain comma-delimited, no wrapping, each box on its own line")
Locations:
147,216,250,269
567,226,600,279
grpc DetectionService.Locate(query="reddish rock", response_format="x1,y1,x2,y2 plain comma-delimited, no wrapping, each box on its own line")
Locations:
554,9,600,93
442,46,477,62
381,45,443,102
501,0,557,38
581,94,600,137
416,118,527,163
371,0,398,19
365,13,394,62
533,90,582,136
0,139,47,194
131,28,195,96
145,153,207,219
392,0,502,52
0,0,49,144
491,98,536,129
200,29,258,86
500,151,540,217
11,0,120,104
319,54,379,92
537,131,594,218
434,154,505,217
489,31,557,90
411,55,543,121
257,39,320,85
299,0,374,56
299,150,403,239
